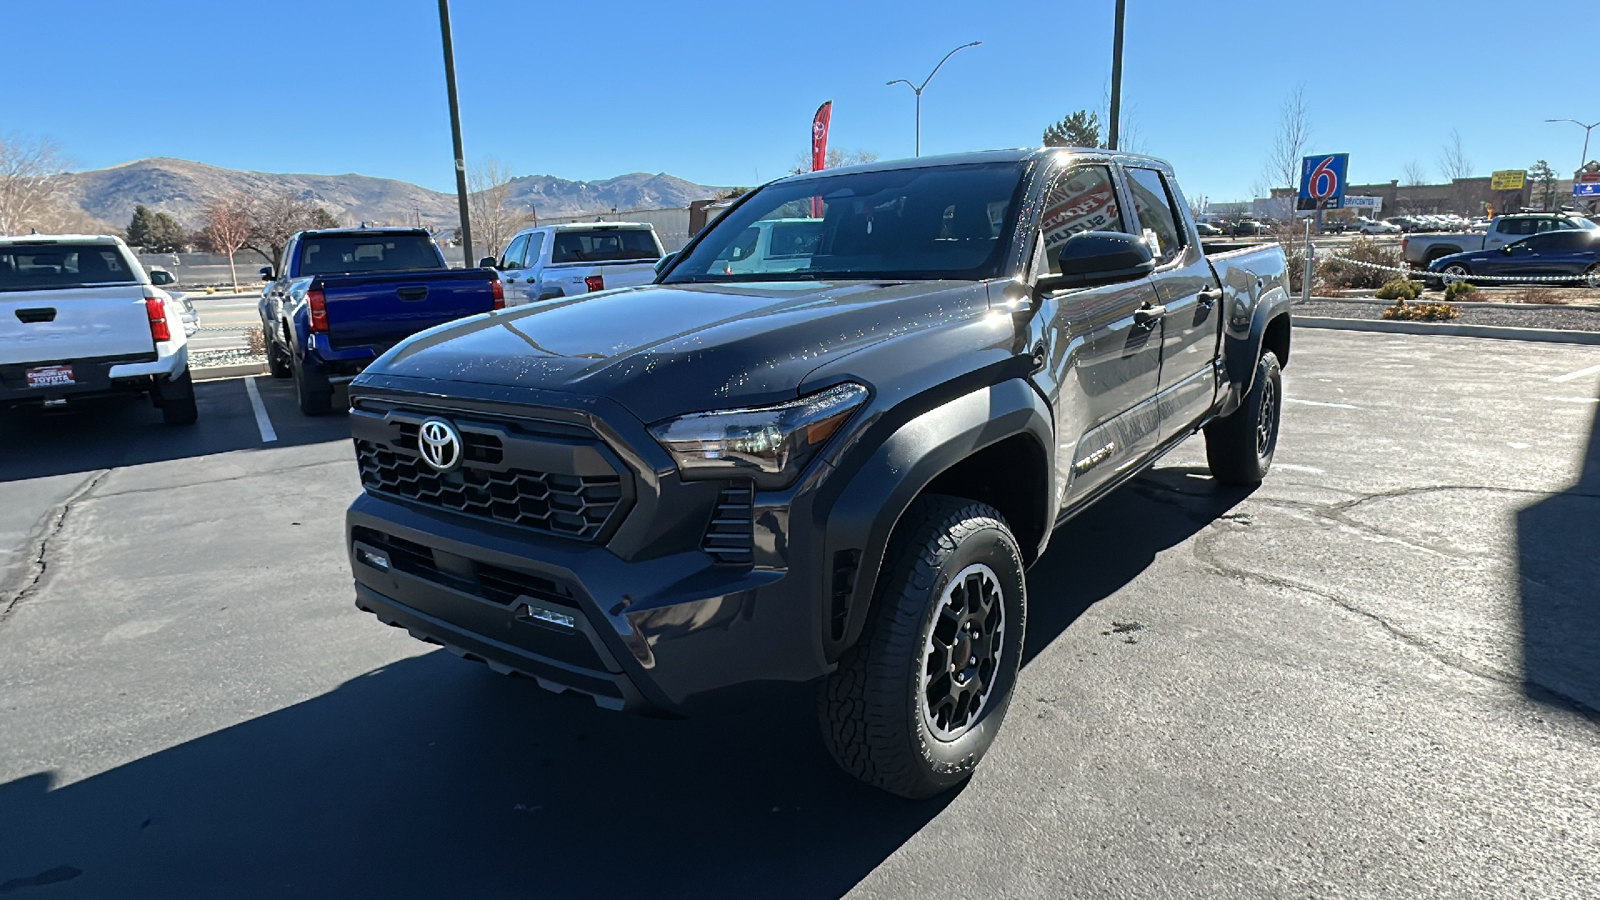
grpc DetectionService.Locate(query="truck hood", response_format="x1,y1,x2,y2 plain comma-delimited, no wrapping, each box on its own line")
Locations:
366,280,989,421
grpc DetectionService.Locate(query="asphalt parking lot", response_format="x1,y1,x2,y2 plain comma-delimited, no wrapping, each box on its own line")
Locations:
1,330,1597,899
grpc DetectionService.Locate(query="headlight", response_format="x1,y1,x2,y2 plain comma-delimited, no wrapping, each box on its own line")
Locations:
648,383,869,488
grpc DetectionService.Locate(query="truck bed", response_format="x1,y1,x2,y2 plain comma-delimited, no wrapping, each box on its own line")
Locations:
320,268,499,351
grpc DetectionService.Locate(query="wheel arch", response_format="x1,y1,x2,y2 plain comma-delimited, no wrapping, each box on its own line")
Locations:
819,379,1054,661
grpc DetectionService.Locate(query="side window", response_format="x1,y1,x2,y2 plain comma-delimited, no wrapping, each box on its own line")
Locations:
1125,167,1185,266
1038,165,1125,275
1535,219,1562,234
499,234,529,269
525,233,544,267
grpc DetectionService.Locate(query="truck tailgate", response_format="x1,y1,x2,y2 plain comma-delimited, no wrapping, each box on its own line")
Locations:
0,286,156,366
544,261,658,296
319,270,497,351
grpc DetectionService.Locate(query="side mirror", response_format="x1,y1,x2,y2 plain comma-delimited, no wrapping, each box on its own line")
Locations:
1035,232,1156,293
149,269,175,286
654,252,677,276
1502,245,1513,254
260,266,275,281
478,257,499,269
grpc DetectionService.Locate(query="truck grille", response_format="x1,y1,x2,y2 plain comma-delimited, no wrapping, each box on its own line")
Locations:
355,440,622,540
702,481,754,565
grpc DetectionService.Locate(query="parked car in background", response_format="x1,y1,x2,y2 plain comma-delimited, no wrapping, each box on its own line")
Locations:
484,223,664,307
1354,218,1400,235
148,267,199,336
1196,221,1224,236
0,235,196,424
1401,213,1600,265
1231,219,1272,236
340,147,1294,799
1427,229,1600,287
259,227,503,415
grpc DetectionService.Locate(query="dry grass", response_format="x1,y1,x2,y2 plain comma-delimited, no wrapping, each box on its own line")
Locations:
1511,287,1563,305
246,326,266,356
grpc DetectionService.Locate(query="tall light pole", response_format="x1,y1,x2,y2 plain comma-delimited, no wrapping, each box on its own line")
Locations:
1108,0,1126,150
887,41,981,157
1545,118,1599,176
438,0,473,266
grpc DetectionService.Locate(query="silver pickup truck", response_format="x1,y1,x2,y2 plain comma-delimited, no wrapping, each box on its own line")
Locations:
1402,213,1599,265
483,223,664,306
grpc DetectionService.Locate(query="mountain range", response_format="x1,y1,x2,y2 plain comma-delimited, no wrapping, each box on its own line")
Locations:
55,158,723,231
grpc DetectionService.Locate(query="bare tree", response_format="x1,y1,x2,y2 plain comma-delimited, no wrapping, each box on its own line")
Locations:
243,191,340,270
1402,160,1429,186
468,157,518,261
1263,85,1313,203
0,133,70,235
200,193,254,289
1438,129,1473,181
790,148,879,175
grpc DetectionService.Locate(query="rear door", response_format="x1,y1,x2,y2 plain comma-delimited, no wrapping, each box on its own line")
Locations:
1122,165,1222,437
0,244,155,366
1026,162,1164,507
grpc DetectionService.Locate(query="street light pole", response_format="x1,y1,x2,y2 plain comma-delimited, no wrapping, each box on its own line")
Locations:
438,0,473,267
1546,118,1599,212
887,41,981,158
1108,0,1126,151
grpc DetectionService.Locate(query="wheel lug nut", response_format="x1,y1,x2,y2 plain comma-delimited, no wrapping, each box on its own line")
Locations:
968,656,977,665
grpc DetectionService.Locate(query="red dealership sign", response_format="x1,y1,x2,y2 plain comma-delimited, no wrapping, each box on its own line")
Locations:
811,101,832,172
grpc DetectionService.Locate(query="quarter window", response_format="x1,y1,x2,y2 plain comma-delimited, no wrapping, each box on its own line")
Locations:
1038,165,1125,274
1125,167,1186,266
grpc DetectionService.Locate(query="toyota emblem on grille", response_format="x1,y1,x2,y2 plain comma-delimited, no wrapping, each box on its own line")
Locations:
417,417,463,472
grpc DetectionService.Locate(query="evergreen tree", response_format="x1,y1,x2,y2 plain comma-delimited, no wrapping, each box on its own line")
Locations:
1042,110,1102,149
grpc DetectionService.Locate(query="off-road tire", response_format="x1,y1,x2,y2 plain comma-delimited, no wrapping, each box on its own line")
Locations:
818,494,1026,799
157,368,198,426
292,354,333,416
267,324,293,379
1205,350,1282,485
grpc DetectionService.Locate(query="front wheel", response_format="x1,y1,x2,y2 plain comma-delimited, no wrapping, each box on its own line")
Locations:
266,323,293,379
1204,350,1282,486
1440,263,1471,285
818,495,1026,799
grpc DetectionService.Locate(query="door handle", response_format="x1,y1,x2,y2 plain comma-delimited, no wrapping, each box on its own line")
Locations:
1133,304,1166,329
1197,288,1224,309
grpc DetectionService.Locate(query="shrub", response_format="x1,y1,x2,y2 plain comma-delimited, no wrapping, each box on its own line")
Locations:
1374,279,1424,301
1442,281,1477,302
1381,300,1459,322
1512,287,1561,305
1316,236,1405,291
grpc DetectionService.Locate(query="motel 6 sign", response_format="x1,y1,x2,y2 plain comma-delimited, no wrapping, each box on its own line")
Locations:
1297,153,1349,211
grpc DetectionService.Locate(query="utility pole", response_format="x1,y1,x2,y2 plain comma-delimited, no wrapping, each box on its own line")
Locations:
1107,0,1126,151
438,0,473,266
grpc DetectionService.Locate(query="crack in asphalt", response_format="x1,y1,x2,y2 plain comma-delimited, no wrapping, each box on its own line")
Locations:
1149,478,1600,725
0,469,112,630
84,458,352,501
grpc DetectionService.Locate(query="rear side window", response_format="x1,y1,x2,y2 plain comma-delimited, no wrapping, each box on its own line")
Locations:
0,245,134,291
1125,167,1186,266
550,229,660,264
1499,219,1536,236
298,234,441,275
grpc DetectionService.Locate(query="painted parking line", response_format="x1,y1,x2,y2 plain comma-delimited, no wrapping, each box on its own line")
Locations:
1274,463,1326,475
243,376,278,443
1544,396,1600,404
1284,397,1361,410
1548,362,1600,384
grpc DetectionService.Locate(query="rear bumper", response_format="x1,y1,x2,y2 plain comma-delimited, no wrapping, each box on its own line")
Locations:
0,345,185,404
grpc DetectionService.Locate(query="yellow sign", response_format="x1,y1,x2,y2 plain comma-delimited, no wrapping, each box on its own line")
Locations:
1490,169,1526,191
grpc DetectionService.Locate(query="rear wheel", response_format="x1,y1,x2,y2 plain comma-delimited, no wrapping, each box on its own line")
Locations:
157,368,198,426
1584,263,1600,290
1440,263,1471,285
818,495,1026,799
1205,350,1282,486
292,354,333,416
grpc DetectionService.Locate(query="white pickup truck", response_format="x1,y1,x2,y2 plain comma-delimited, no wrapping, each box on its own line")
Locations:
1401,213,1600,266
0,235,197,424
481,222,664,307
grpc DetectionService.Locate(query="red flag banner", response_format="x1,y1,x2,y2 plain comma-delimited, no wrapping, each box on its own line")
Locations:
811,101,832,172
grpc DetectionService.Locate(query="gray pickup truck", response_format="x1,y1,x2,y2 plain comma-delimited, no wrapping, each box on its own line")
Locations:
341,148,1292,798
1402,213,1600,265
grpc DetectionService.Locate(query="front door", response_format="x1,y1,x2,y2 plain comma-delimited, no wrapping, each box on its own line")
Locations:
496,233,532,306
1124,165,1222,437
1026,162,1164,508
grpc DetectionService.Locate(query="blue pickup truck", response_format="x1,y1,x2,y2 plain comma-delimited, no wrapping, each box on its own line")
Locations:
258,228,503,414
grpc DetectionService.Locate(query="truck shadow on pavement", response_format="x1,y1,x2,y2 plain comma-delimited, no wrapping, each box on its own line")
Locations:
0,377,350,483
1516,383,1600,718
0,467,1253,899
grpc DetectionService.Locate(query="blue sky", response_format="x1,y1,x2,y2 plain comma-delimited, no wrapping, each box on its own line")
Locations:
8,0,1598,201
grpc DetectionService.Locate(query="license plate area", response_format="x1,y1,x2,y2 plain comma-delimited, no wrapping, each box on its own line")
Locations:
25,365,74,388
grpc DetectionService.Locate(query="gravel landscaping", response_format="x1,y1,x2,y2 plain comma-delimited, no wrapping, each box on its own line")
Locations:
190,348,266,368
1294,298,1600,332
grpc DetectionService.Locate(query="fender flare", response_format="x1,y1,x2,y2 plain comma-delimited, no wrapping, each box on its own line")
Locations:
1220,286,1292,417
818,378,1054,658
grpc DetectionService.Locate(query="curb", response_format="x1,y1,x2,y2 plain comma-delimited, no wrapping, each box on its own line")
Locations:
193,362,268,381
1294,316,1600,345
1304,296,1600,312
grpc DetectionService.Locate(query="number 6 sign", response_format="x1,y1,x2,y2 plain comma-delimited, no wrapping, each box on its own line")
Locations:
1298,154,1349,209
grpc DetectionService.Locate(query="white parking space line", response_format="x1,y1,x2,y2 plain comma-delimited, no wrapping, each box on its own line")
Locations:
1284,398,1361,410
244,376,278,443
1274,463,1326,475
1544,396,1600,404
1549,362,1600,384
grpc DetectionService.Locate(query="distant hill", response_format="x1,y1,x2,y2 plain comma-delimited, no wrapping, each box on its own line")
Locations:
55,158,723,231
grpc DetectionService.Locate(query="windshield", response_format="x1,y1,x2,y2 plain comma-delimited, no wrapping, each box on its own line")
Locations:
663,162,1027,283
297,234,441,276
550,229,660,264
0,244,138,292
